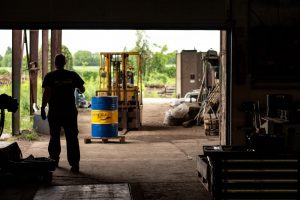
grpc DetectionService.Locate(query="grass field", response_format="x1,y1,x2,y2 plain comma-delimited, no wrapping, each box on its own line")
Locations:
0,65,175,134
73,66,99,72
0,66,100,135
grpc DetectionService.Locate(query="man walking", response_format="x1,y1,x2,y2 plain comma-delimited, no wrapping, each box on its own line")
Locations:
41,54,85,173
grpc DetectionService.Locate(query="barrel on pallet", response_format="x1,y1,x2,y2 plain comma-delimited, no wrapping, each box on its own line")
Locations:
91,96,118,137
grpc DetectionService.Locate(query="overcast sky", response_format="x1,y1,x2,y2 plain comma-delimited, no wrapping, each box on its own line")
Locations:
0,30,220,56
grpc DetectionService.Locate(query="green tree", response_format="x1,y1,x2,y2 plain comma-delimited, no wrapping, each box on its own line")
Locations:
2,47,12,67
0,55,3,67
131,31,178,83
38,44,73,71
131,30,153,81
166,51,176,65
149,45,169,74
22,56,27,69
62,45,73,70
164,65,176,77
73,50,93,66
4,47,12,55
91,52,100,66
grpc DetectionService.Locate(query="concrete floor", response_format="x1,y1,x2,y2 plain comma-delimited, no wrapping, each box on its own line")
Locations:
1,98,220,200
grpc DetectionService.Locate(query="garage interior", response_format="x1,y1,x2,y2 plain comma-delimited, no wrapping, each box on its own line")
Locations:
1,0,300,199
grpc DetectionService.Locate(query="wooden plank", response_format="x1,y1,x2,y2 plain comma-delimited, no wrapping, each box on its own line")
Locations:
34,184,132,200
84,136,126,144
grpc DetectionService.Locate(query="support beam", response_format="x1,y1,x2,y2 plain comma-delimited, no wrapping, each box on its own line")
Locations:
57,30,62,52
12,30,22,136
51,30,62,71
29,30,39,115
42,30,49,79
220,30,227,145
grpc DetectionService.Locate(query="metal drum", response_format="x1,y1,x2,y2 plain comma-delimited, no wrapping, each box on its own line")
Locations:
91,96,118,137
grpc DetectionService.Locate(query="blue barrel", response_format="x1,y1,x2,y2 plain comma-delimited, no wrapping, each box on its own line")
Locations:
91,96,118,138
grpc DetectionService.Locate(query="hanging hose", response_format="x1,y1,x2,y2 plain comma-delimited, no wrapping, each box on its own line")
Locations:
23,29,35,114
0,109,5,137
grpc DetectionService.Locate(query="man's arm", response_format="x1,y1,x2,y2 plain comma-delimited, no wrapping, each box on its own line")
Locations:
42,87,51,108
74,72,85,93
41,87,51,120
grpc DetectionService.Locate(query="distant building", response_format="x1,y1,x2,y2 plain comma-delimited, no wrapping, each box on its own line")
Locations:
176,50,206,98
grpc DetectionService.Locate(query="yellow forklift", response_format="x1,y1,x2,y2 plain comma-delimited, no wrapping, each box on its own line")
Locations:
97,52,143,133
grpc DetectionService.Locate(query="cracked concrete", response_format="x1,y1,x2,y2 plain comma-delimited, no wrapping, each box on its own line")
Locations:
1,98,220,199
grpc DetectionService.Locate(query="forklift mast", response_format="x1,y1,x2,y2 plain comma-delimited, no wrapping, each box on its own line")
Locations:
97,52,143,131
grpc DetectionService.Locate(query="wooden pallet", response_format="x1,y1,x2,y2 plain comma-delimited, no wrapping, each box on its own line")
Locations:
196,155,210,192
84,136,125,144
197,172,209,191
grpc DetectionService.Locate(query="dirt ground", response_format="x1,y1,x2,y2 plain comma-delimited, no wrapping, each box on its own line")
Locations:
2,98,220,200
16,98,214,153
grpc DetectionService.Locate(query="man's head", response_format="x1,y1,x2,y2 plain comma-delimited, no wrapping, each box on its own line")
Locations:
55,54,66,69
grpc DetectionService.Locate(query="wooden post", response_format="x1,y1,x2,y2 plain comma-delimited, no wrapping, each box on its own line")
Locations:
42,30,49,79
220,30,227,145
12,30,23,136
51,30,62,71
50,30,56,71
57,30,62,54
29,30,39,115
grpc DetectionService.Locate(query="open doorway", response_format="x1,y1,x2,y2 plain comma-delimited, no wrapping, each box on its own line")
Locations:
0,29,228,144
0,29,230,200
58,30,225,145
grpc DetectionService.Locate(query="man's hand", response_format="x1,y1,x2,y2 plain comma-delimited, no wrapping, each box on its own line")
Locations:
78,85,85,94
41,107,47,120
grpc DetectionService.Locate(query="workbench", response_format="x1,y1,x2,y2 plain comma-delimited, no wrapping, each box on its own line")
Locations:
197,145,300,200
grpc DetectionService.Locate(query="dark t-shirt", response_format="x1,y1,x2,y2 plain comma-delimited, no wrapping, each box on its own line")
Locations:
42,69,84,112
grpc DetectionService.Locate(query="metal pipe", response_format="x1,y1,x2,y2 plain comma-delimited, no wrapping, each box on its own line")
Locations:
116,61,121,100
29,30,39,115
122,53,127,104
99,53,102,91
139,54,143,105
107,54,111,95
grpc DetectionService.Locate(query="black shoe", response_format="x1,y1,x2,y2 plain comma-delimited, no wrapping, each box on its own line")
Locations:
49,157,59,168
70,165,79,173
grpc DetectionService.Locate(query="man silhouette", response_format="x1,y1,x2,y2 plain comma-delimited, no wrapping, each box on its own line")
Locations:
41,54,85,173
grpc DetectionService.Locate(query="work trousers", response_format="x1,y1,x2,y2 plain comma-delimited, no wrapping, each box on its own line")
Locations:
48,109,80,167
